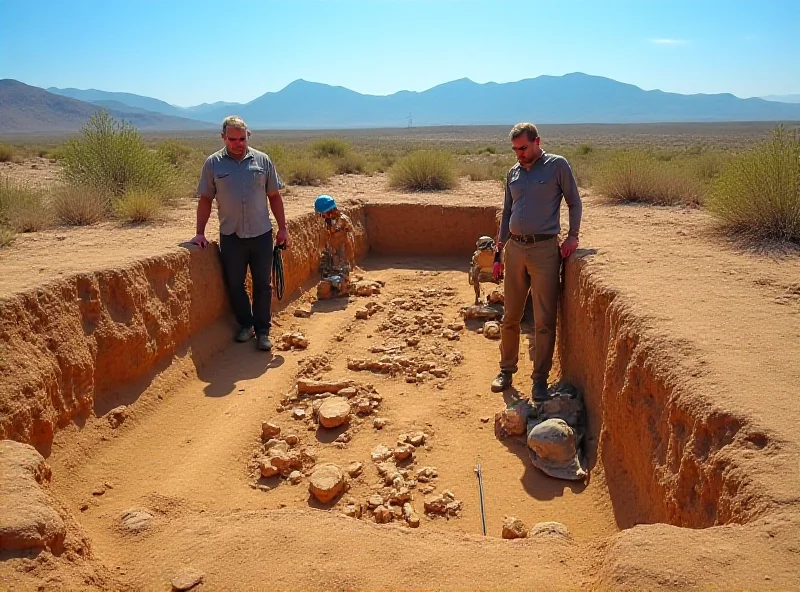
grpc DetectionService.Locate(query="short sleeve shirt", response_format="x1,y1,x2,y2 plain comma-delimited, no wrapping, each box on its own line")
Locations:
197,147,284,238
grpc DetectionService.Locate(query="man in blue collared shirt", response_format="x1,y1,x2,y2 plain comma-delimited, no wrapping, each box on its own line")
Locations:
191,116,290,351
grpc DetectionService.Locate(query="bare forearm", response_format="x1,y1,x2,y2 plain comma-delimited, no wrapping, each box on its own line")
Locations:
268,192,287,231
196,197,212,235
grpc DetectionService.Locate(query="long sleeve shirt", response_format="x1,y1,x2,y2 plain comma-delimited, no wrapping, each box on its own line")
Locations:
498,152,582,243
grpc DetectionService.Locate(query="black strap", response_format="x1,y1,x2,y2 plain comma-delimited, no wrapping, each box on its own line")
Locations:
272,243,286,300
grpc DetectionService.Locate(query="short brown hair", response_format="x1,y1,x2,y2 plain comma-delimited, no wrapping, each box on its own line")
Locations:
509,122,539,142
222,115,248,135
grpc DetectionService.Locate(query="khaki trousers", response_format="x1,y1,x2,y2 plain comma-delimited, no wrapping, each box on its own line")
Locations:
500,237,561,380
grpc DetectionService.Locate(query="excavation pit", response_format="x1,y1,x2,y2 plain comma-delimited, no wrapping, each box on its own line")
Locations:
1,202,797,590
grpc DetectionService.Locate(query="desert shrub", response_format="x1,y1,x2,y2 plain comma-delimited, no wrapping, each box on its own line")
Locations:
389,150,457,191
260,143,289,164
577,143,593,156
459,160,509,182
156,139,192,167
51,184,110,226
113,189,165,223
0,226,14,247
595,150,704,206
0,145,13,163
707,126,800,242
61,110,172,197
281,156,335,186
0,178,52,232
331,151,367,174
311,138,352,159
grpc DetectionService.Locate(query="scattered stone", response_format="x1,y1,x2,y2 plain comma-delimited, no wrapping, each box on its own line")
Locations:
373,417,387,429
107,405,128,428
373,505,392,524
171,568,204,591
447,321,465,332
119,509,153,533
371,445,393,462
92,485,106,496
338,387,358,398
283,434,299,446
488,290,504,304
483,321,501,339
318,397,351,428
394,444,414,461
368,494,385,509
403,502,420,528
407,432,426,447
342,503,362,518
261,422,281,439
291,408,307,420
502,516,529,539
495,400,533,438
297,379,355,395
355,308,370,320
346,462,363,478
415,466,438,483
480,416,490,423
462,305,503,321
287,471,303,485
293,307,312,318
424,490,462,517
529,521,573,540
308,464,345,504
442,329,460,341
335,432,352,444
277,331,309,350
353,280,382,296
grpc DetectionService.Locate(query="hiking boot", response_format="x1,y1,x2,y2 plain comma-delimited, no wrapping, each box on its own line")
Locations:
257,333,273,352
235,326,255,342
490,371,513,392
532,379,549,402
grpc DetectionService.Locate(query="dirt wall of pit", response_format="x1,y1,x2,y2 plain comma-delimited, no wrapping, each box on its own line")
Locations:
557,254,795,530
2,203,495,453
364,203,498,256
0,207,374,453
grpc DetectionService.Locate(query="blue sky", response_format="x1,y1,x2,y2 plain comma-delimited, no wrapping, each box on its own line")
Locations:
1,0,798,107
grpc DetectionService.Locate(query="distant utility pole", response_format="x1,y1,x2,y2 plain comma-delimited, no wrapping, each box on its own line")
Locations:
407,113,413,129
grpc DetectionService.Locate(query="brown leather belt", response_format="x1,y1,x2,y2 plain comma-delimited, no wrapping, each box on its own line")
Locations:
510,233,557,243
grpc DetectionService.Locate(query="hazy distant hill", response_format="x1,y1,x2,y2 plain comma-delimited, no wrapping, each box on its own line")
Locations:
10,74,800,132
114,73,800,128
761,94,800,104
0,80,214,133
48,87,190,119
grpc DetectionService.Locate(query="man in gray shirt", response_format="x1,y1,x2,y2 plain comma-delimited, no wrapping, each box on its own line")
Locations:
191,116,290,351
491,122,582,400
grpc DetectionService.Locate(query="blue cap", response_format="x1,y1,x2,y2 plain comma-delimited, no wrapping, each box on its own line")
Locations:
314,194,337,214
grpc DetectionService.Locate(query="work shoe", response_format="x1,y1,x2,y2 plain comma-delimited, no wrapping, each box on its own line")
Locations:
490,371,513,392
257,333,273,352
532,379,549,402
235,326,255,342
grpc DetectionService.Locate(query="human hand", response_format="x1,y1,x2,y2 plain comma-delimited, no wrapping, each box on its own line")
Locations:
560,236,579,259
493,261,504,280
190,234,208,249
276,227,290,248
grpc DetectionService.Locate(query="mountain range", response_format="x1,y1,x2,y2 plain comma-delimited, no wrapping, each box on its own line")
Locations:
1,73,799,133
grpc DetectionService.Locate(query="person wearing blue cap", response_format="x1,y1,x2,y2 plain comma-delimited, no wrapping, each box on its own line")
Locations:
315,195,356,271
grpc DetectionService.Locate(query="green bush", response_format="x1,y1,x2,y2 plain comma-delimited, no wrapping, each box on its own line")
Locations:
459,160,509,182
113,189,165,223
156,139,192,167
0,145,13,163
281,156,335,186
61,110,173,197
389,150,457,191
595,150,704,206
311,137,352,159
0,177,52,232
577,143,593,156
707,126,800,242
0,226,14,247
52,185,110,226
331,151,367,174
